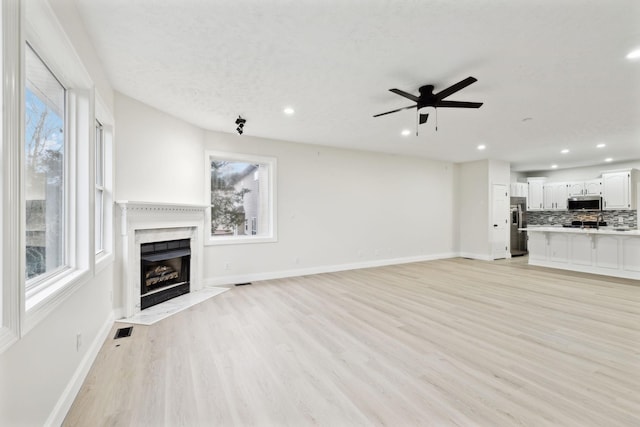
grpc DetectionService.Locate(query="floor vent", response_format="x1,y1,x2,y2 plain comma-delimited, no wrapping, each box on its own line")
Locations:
114,326,133,339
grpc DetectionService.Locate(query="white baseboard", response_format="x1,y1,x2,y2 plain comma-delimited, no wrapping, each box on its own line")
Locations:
458,252,495,261
203,252,458,286
45,312,114,427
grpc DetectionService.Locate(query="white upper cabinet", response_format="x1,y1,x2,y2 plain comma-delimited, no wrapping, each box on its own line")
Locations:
527,178,546,210
543,182,568,210
510,182,528,198
584,179,602,196
602,170,637,210
567,182,584,197
567,179,602,197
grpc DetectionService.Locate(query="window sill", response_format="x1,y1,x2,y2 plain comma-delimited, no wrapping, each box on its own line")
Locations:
24,268,91,333
205,234,277,246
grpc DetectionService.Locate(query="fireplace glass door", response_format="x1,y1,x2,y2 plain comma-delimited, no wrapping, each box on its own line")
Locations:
140,239,191,309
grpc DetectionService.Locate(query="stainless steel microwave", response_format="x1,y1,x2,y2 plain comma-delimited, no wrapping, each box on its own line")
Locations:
567,196,602,211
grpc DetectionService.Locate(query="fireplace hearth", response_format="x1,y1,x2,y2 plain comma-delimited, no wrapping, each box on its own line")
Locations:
140,238,191,310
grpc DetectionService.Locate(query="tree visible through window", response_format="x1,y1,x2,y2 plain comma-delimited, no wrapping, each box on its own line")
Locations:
210,160,257,236
206,151,275,243
25,44,65,281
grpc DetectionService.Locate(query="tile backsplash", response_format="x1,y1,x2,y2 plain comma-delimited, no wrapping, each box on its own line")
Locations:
527,210,637,228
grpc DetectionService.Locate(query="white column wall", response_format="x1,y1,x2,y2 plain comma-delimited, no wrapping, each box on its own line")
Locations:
457,160,490,259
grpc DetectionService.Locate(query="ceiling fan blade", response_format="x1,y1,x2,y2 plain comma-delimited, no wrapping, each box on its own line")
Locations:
435,100,483,108
373,105,417,117
434,76,478,100
389,88,419,102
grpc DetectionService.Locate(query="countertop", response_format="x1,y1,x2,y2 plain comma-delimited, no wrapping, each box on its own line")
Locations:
521,226,640,236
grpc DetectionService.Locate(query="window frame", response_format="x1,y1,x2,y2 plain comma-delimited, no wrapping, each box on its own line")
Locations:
93,95,114,271
204,150,277,246
20,0,95,333
24,41,69,290
95,119,104,254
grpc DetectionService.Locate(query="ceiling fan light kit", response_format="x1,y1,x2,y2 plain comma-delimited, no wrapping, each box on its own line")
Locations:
374,76,483,133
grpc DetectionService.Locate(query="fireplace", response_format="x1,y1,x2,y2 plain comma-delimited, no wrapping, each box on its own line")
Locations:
117,201,206,319
140,238,191,310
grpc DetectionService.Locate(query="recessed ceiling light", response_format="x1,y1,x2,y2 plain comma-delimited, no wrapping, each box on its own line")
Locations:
283,107,295,115
596,143,606,148
561,149,569,154
626,48,640,60
605,158,613,162
551,164,558,169
477,144,486,150
401,129,411,136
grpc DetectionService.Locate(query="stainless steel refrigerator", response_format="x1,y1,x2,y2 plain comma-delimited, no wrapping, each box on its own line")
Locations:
510,197,528,257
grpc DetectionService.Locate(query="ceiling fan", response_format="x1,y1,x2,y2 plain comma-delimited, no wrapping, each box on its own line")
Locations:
373,76,483,131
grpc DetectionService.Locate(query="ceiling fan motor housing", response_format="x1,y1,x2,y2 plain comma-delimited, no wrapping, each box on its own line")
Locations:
418,85,436,109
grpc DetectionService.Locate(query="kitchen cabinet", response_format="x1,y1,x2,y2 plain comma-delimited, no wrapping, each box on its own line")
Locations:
566,179,602,197
567,182,584,197
584,179,602,196
510,182,528,198
602,170,637,210
543,182,567,210
527,178,546,211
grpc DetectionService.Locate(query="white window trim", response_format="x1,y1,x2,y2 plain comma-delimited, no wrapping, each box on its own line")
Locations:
23,85,93,331
204,150,277,246
94,94,114,273
0,0,23,353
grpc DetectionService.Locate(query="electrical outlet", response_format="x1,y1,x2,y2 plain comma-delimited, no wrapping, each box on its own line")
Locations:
618,216,624,224
224,262,231,270
294,257,300,265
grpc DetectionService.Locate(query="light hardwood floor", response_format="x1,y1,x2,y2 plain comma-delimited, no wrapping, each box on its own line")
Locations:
64,258,640,426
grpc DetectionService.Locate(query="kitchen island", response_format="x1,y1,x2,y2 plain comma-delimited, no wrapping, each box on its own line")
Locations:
523,226,640,280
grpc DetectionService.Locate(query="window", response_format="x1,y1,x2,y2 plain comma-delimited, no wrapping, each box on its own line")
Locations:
95,120,104,254
25,44,66,283
205,151,276,244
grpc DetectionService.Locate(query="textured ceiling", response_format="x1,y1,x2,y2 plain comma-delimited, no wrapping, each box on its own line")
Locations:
72,0,640,171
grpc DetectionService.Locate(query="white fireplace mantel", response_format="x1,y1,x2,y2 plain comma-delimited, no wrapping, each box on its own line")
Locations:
116,201,208,318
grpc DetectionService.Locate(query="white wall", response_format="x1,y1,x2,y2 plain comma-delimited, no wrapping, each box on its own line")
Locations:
0,268,113,426
114,94,205,204
457,160,489,259
202,131,457,284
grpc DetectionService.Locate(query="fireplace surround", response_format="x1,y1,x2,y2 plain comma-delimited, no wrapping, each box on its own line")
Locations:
117,201,207,318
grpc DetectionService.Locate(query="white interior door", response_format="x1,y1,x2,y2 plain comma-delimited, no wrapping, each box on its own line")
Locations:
491,184,509,259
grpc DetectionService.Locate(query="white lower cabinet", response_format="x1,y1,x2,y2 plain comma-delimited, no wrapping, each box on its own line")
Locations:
548,233,568,262
622,238,640,272
595,236,619,270
527,229,640,279
570,234,592,266
527,233,547,262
